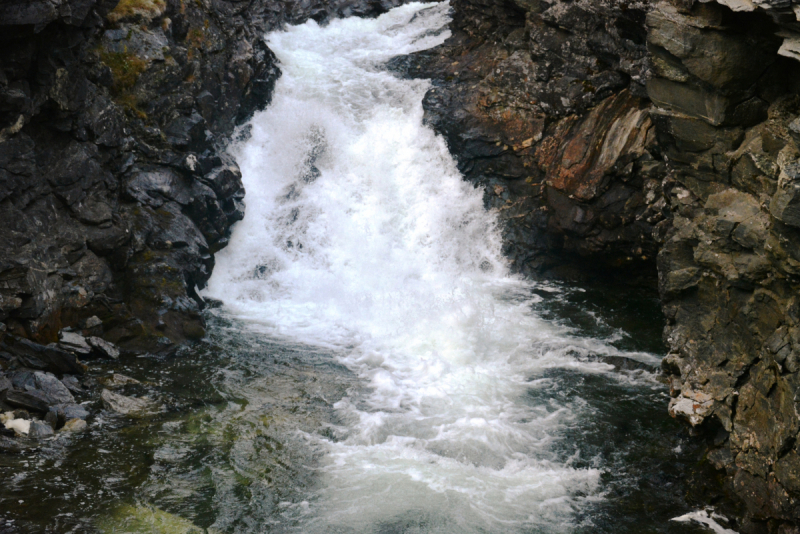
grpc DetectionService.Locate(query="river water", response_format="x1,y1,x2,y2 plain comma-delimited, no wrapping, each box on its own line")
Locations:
0,3,719,533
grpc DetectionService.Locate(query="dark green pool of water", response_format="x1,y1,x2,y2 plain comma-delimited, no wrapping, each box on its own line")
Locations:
0,281,713,533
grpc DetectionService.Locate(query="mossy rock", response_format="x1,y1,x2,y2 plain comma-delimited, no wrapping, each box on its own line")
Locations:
97,503,205,534
108,0,167,23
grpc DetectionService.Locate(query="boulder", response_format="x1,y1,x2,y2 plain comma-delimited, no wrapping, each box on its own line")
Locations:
1,337,86,376
10,371,75,405
60,375,84,394
4,390,50,413
32,372,74,404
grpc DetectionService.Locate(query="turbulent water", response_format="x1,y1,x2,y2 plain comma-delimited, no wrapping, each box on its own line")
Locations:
0,3,720,534
202,3,693,533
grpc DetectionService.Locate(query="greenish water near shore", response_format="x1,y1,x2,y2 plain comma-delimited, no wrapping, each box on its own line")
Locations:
0,281,710,534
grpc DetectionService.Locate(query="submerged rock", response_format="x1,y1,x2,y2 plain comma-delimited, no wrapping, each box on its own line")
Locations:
4,390,50,413
97,504,204,534
60,418,87,433
99,373,140,387
101,389,156,417
28,420,54,439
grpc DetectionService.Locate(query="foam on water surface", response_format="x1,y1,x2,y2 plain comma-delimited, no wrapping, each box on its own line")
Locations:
204,3,669,532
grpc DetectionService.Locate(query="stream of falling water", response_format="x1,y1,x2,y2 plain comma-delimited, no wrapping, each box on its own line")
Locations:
201,3,694,532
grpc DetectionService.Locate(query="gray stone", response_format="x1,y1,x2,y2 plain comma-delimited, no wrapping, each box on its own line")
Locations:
83,316,103,329
771,179,800,228
1,337,86,376
52,403,90,421
0,376,11,395
60,375,83,394
102,26,169,62
28,420,54,439
60,418,87,433
87,337,120,360
58,330,92,356
101,389,156,417
31,372,74,405
4,390,50,413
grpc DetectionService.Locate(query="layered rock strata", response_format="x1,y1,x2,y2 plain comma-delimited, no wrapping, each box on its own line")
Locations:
398,0,669,278
650,1,800,531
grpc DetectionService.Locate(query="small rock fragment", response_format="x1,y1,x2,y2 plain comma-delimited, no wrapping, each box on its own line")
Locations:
83,316,103,329
60,375,84,394
101,389,156,417
28,420,54,439
61,404,90,421
0,375,11,395
87,337,120,359
58,330,92,355
99,373,140,387
61,418,87,433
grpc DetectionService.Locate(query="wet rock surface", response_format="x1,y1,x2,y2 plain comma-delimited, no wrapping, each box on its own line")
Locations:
395,0,668,280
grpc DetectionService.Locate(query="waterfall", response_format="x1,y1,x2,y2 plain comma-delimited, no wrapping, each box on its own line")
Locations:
204,3,656,531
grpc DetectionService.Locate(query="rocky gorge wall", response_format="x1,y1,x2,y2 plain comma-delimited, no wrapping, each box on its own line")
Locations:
395,0,670,279
651,1,800,531
403,0,800,530
0,0,408,356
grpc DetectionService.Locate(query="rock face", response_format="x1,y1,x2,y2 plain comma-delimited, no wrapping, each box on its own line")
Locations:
0,0,412,354
405,0,800,529
0,0,269,353
398,0,669,278
650,1,800,531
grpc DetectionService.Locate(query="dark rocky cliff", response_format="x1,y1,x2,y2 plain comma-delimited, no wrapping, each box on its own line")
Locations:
395,0,669,280
401,0,800,530
651,2,800,531
0,0,408,356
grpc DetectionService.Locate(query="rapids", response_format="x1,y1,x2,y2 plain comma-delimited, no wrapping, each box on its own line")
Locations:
202,3,706,532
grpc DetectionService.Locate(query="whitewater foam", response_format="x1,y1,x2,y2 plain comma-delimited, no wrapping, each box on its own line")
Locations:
204,3,660,531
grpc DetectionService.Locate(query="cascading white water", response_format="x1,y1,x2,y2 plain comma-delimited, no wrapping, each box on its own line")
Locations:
204,3,660,532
